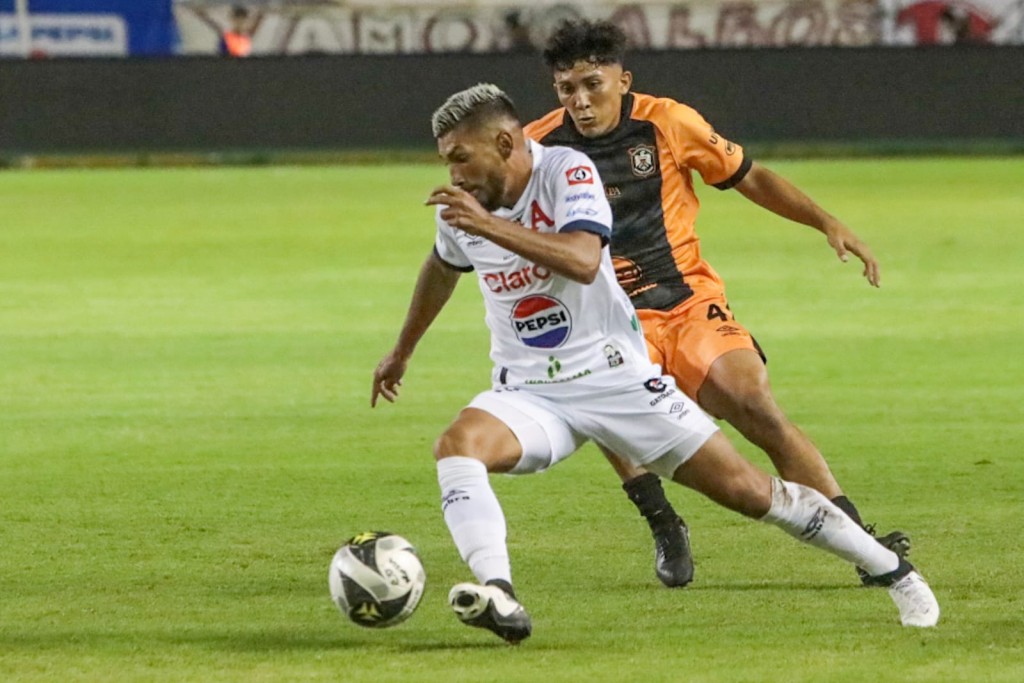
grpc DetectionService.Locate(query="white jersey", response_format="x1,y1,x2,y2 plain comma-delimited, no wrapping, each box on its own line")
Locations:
434,140,656,393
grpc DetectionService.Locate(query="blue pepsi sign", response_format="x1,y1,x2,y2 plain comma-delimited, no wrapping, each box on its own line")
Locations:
0,0,176,56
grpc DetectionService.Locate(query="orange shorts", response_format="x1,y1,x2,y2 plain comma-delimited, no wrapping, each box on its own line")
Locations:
637,293,765,399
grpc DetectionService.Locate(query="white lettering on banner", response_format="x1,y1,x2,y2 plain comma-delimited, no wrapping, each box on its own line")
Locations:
0,14,127,56
173,1,1024,54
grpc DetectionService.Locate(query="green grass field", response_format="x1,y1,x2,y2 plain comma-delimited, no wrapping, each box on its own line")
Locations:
2,158,1022,682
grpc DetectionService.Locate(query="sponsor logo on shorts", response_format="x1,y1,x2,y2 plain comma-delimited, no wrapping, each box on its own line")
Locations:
645,377,677,406
649,388,677,407
716,324,745,337
670,402,689,417
644,378,668,393
510,295,572,348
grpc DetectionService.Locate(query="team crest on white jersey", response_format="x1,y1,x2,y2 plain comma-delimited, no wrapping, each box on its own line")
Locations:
629,145,657,177
510,295,572,348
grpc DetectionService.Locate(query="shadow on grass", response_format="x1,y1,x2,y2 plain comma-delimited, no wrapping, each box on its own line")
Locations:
168,629,516,652
0,628,537,653
687,582,866,592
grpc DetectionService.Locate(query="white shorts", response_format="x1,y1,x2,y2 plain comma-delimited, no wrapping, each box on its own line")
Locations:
468,374,718,479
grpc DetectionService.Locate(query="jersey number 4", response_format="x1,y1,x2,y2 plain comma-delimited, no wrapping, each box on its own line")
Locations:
706,303,732,322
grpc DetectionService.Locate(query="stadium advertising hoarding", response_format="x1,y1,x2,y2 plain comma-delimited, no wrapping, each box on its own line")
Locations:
0,0,176,56
172,0,1024,55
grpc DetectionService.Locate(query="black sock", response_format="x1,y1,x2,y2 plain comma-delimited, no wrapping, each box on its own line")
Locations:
485,578,516,600
623,472,681,530
831,495,864,528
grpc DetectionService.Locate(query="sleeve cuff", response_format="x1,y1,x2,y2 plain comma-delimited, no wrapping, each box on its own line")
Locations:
432,246,474,272
713,155,753,190
561,219,611,246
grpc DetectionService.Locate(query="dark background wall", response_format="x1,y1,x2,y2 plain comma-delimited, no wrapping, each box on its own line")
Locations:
1,47,1022,154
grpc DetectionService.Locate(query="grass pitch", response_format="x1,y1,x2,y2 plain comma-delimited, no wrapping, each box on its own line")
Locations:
1,158,1022,682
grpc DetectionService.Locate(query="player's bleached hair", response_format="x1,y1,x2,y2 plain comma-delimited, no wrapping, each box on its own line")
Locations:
430,83,519,139
543,19,628,71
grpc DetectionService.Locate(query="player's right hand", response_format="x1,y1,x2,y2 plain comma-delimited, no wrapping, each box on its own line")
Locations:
371,352,407,407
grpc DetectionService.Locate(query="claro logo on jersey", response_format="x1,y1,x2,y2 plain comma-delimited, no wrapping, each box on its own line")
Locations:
484,264,552,293
565,165,594,185
510,295,572,349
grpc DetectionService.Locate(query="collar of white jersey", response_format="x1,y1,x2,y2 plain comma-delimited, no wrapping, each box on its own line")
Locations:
494,139,545,222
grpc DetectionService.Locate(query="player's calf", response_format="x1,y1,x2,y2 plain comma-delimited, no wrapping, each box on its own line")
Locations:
622,472,694,587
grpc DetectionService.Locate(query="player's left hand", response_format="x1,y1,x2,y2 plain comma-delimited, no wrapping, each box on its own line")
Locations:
425,185,492,235
824,222,880,287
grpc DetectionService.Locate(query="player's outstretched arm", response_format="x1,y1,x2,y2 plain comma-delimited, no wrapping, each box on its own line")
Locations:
734,162,880,287
426,185,602,284
371,252,462,407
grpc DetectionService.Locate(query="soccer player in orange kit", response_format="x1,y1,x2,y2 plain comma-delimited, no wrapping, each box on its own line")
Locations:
525,20,907,588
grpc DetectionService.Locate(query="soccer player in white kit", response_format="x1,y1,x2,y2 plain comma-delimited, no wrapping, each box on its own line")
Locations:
371,84,939,644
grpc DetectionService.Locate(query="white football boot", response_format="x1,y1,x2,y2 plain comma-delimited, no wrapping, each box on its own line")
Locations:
449,583,532,643
887,570,940,627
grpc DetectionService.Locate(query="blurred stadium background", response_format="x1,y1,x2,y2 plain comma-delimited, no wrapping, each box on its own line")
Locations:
1,0,1023,163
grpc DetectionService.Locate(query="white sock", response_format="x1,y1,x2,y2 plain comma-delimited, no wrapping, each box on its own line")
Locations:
761,478,900,577
437,456,511,585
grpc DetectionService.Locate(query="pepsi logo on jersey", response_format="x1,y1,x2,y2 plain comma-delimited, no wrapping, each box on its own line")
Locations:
510,295,572,348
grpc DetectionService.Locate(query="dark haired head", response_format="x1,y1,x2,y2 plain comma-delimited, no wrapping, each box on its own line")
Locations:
543,19,627,72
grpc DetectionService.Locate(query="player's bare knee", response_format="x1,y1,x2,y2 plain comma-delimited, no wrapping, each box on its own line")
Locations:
433,423,486,460
724,380,787,432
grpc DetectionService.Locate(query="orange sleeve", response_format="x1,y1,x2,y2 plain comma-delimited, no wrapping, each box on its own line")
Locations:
523,108,565,143
646,97,747,188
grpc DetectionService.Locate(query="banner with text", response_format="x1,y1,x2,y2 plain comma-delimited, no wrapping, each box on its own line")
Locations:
0,0,176,56
172,0,1024,55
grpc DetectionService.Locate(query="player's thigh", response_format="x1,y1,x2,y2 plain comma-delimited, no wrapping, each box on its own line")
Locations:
642,295,764,402
574,376,718,476
462,390,585,474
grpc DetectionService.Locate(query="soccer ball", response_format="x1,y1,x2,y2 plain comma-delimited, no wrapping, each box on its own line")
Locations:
329,531,426,628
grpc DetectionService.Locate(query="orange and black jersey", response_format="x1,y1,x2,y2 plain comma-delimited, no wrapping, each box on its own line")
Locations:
524,92,751,312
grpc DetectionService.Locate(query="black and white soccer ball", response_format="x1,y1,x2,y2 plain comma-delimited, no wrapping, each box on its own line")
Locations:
329,531,426,628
